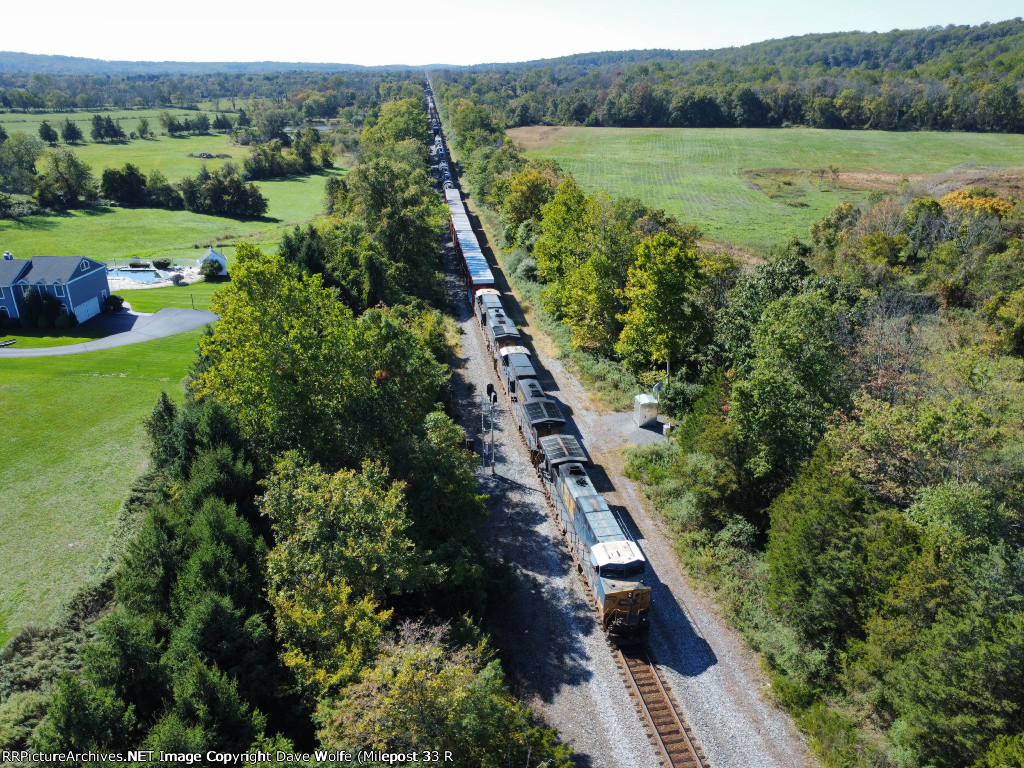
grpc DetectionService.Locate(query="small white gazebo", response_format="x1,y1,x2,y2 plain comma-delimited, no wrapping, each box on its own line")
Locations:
196,247,228,275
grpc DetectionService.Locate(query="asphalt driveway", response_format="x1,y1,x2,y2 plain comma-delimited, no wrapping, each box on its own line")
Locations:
0,308,218,358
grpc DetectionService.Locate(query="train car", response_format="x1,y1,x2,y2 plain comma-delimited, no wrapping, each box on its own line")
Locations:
497,348,565,453
475,288,503,325
445,189,494,303
483,306,521,355
537,435,651,644
497,344,537,393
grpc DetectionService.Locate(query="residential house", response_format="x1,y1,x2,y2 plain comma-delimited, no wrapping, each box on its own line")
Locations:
2,253,111,323
0,252,31,322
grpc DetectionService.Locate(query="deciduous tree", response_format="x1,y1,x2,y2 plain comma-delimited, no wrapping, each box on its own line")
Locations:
616,232,707,378
320,622,573,768
0,132,42,194
34,146,95,209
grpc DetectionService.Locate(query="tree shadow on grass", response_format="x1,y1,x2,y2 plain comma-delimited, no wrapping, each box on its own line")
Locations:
3,215,58,231
78,205,116,217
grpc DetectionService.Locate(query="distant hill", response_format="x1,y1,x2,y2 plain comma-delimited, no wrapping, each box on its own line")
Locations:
0,52,379,75
461,17,1024,76
430,18,1024,134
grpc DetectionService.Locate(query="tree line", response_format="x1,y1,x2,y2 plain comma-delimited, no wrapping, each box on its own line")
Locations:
0,68,410,112
0,70,424,134
0,81,573,768
437,89,1024,767
431,19,1024,133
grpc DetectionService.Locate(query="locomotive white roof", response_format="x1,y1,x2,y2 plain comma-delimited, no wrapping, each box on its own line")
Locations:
499,345,531,356
592,541,646,568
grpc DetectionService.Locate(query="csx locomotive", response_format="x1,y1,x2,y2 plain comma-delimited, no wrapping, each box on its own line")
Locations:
430,91,651,643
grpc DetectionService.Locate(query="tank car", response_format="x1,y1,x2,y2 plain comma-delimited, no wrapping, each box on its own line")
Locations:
537,434,651,644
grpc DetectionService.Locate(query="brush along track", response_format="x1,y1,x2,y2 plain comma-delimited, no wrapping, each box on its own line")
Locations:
620,646,706,768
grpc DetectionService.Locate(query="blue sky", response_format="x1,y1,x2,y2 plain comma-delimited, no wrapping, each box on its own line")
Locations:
4,0,1022,65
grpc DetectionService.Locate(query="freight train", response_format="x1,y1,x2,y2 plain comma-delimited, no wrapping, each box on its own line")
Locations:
429,92,651,644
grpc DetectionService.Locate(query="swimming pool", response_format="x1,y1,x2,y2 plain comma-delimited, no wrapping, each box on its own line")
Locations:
106,268,170,283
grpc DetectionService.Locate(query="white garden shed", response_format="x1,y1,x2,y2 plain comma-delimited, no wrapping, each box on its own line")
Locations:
196,247,228,276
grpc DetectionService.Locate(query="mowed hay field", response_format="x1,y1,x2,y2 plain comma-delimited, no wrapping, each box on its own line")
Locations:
0,329,205,642
509,126,1024,250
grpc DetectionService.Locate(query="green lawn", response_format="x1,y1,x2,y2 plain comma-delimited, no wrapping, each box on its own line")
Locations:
509,126,1024,250
0,170,340,265
0,326,110,348
67,132,244,182
0,329,205,643
121,280,224,313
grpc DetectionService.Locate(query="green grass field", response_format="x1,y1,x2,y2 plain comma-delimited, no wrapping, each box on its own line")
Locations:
509,126,1024,250
0,326,111,348
0,108,233,141
0,329,205,643
120,280,224,313
0,170,340,265
1,110,342,264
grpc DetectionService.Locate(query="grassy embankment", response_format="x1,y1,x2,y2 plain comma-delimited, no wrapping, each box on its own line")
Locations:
0,329,205,644
509,126,1024,250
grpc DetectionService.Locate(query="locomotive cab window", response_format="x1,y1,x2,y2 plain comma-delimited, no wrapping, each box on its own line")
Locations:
602,563,645,579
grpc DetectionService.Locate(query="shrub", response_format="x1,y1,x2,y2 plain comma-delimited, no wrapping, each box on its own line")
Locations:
152,258,172,270
0,690,49,750
199,259,224,278
54,313,71,330
19,286,45,326
103,295,125,313
37,315,52,330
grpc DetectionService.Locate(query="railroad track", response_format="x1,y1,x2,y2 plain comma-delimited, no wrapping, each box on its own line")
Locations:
620,646,706,768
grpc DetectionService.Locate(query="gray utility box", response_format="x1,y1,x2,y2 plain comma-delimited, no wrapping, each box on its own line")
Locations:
633,393,659,428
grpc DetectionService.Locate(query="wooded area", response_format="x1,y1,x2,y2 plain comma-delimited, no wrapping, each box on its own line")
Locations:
434,19,1024,133
0,83,572,768
432,61,1024,765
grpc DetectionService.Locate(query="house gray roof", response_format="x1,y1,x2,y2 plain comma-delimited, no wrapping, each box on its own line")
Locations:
17,256,102,284
0,258,31,287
